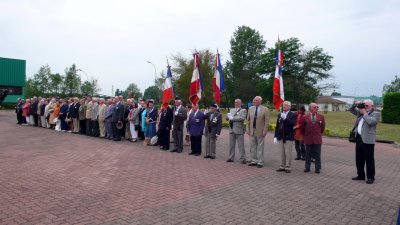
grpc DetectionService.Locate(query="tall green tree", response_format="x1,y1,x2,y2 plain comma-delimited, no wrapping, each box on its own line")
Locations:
171,49,215,107
258,37,334,105
48,73,64,96
382,75,400,94
123,83,142,100
63,64,81,96
143,85,162,104
81,78,101,97
225,25,266,104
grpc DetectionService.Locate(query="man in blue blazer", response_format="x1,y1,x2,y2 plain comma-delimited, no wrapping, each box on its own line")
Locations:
274,101,297,173
186,104,205,156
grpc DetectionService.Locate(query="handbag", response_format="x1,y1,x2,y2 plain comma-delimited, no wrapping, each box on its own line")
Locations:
348,127,356,143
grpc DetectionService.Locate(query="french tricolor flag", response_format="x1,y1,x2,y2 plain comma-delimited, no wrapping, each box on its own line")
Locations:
212,51,225,106
189,53,203,105
162,64,174,108
273,41,285,110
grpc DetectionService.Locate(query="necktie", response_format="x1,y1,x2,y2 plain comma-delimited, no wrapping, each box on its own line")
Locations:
312,114,316,124
253,106,258,128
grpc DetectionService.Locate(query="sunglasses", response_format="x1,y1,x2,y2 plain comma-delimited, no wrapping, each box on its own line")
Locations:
313,106,319,108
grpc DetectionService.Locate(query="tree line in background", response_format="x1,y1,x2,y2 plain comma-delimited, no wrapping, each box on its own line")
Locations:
382,75,400,124
26,64,101,98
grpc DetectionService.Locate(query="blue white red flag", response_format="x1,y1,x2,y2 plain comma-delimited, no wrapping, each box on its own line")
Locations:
189,53,203,105
273,38,285,110
162,64,174,108
212,51,225,106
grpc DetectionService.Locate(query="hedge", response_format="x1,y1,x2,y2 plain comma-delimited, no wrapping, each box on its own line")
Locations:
382,92,400,124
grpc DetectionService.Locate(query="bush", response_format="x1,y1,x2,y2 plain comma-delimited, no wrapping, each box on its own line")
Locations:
382,92,400,124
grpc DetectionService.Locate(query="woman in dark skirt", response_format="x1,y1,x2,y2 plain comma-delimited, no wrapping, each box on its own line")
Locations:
144,100,158,146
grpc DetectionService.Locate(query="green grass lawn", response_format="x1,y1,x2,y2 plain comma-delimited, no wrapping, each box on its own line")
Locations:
220,110,400,144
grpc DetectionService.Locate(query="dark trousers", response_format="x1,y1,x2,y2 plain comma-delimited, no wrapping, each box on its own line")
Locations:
190,136,202,155
138,126,145,140
305,144,321,171
119,121,126,139
355,135,375,180
91,120,99,137
159,129,170,150
79,120,86,134
295,140,306,159
33,114,39,126
60,118,68,131
86,119,92,136
112,122,121,140
17,111,23,124
106,121,113,138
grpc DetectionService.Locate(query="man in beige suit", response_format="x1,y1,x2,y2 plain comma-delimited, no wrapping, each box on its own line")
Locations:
246,96,270,168
98,98,107,138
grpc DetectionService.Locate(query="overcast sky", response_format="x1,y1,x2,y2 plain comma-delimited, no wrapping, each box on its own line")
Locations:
1,0,399,97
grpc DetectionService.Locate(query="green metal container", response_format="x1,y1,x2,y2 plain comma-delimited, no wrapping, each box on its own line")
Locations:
0,57,26,103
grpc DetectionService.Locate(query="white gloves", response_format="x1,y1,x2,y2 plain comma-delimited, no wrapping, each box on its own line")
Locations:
227,113,233,120
174,111,178,116
273,137,278,144
280,113,286,120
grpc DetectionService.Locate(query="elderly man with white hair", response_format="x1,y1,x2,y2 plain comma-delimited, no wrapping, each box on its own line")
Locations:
246,96,270,168
350,99,380,184
274,101,297,173
98,98,107,138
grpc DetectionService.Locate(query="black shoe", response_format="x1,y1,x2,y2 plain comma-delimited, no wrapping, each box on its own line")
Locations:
352,176,365,181
366,179,374,184
195,153,201,156
204,155,211,158
210,156,215,159
301,158,306,161
160,146,164,150
276,168,286,172
170,149,178,152
177,150,182,153
257,164,263,168
315,170,320,174
248,163,257,166
304,169,310,172
285,170,291,173
226,159,234,162
294,157,301,160
113,138,121,141
241,159,247,164
188,152,195,155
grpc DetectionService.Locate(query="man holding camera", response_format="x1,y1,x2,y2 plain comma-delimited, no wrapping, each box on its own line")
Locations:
350,99,380,184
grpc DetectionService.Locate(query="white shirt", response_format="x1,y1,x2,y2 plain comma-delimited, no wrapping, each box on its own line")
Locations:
357,117,364,135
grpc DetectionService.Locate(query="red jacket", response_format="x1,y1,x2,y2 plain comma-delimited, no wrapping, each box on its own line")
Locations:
301,113,325,145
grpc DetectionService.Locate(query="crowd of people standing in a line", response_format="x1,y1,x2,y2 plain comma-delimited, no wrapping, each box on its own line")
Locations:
14,95,379,184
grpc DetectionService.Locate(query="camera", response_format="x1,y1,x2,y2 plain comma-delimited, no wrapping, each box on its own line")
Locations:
356,103,365,109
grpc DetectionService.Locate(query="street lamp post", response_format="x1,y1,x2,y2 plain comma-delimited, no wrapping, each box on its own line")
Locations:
146,61,157,83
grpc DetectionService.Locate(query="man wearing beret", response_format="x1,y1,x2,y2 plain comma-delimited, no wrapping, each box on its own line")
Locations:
204,104,222,159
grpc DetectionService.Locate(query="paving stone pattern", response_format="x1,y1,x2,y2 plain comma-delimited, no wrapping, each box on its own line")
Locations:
0,110,399,225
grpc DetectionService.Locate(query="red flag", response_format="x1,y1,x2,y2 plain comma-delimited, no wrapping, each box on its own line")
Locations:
273,39,284,110
189,53,203,105
162,64,174,108
212,51,225,106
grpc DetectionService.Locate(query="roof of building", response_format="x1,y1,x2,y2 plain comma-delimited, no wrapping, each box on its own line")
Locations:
315,96,346,104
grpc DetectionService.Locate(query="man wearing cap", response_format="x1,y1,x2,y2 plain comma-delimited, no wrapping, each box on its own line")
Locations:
226,99,247,164
204,104,222,159
246,96,270,168
187,104,205,156
171,98,187,153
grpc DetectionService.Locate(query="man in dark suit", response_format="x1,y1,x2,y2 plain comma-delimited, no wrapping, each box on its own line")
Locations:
158,104,174,150
112,97,125,141
70,97,80,133
350,99,380,184
30,96,39,126
302,102,325,174
171,98,187,153
137,98,146,140
274,101,297,173
204,103,222,159
186,104,205,156
16,98,24,124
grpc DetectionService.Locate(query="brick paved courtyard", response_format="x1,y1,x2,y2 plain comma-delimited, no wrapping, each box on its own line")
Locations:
0,110,399,225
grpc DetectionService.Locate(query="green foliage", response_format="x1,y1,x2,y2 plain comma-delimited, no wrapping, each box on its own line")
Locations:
382,75,400,94
63,64,81,96
258,37,334,105
226,25,266,103
143,85,162,103
123,83,142,100
172,49,215,107
331,91,341,96
81,78,101,97
382,92,400,124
